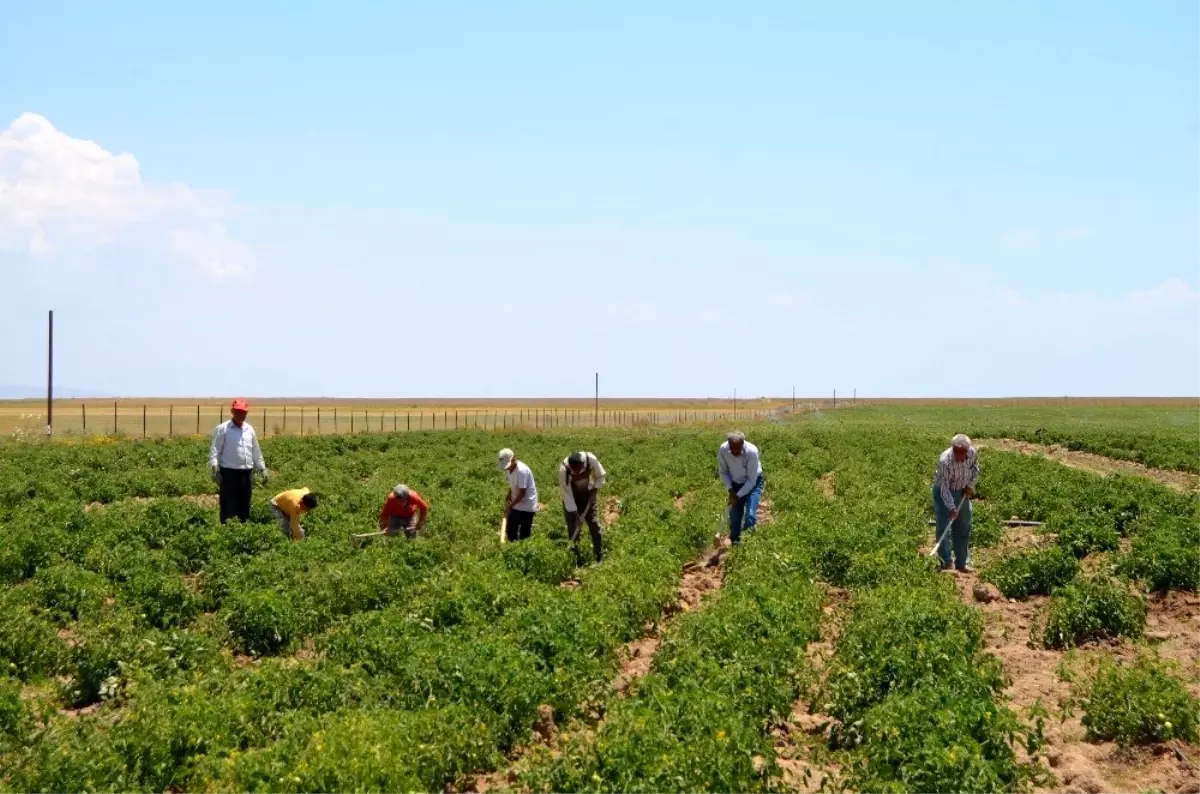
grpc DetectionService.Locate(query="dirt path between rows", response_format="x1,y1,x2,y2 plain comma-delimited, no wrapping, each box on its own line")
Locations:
84,493,218,512
976,439,1199,493
950,564,1200,794
774,585,847,793
470,496,732,793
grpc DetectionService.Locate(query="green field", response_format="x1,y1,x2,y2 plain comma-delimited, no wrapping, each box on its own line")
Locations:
0,406,1196,792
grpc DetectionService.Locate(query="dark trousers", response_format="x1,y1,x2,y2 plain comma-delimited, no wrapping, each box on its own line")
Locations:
386,515,416,539
565,487,603,562
506,509,535,542
218,468,253,524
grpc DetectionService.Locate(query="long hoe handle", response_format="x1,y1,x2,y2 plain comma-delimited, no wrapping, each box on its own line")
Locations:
929,495,968,558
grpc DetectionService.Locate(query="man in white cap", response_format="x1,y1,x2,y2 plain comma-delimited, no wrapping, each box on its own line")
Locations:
932,433,980,572
208,398,268,524
718,431,764,544
558,450,607,564
498,448,538,542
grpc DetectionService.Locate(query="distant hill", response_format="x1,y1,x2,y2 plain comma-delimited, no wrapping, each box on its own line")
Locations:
0,385,108,399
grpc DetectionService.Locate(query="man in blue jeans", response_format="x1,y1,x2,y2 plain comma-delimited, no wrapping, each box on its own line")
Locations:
718,431,765,544
932,433,980,572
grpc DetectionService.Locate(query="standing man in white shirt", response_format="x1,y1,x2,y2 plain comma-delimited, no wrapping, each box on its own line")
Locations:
209,398,268,524
498,448,538,542
932,433,980,572
558,450,607,564
718,431,764,545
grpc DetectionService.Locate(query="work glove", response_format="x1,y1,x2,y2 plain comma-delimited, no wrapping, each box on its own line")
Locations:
258,469,270,484
210,465,220,484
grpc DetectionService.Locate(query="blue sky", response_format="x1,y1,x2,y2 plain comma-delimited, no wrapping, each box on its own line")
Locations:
2,1,1197,398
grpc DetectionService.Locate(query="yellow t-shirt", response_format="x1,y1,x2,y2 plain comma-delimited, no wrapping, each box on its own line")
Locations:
271,488,312,539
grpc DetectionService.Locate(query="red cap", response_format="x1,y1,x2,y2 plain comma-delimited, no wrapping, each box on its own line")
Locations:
231,398,249,411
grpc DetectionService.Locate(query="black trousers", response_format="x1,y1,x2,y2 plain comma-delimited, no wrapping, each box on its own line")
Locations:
219,468,253,524
506,509,535,542
565,487,603,561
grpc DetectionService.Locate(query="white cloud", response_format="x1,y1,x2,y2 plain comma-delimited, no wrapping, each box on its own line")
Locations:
1125,278,1200,310
0,112,251,277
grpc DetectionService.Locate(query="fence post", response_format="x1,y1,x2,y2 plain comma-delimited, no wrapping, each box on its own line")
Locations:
455,411,458,430
301,406,305,435
142,405,147,437
380,411,383,433
169,405,173,436
283,406,287,434
407,412,411,431
196,405,201,434
351,412,355,433
334,408,338,433
264,408,268,435
317,406,321,434
433,412,437,430
82,404,87,433
113,401,118,434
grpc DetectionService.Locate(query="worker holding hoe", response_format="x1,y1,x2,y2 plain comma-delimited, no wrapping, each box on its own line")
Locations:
498,448,538,542
378,484,429,539
558,450,607,564
718,431,765,545
932,433,980,572
270,486,319,541
208,398,268,524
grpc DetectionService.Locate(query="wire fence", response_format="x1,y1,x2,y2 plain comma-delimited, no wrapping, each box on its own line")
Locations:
4,401,844,441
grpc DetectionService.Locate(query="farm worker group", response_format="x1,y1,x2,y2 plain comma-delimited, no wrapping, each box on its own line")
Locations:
204,398,978,569
932,433,979,572
496,447,609,563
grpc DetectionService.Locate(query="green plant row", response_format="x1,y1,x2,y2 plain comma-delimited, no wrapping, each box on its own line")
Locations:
0,429,736,792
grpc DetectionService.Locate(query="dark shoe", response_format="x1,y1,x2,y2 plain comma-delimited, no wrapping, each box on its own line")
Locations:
956,565,974,573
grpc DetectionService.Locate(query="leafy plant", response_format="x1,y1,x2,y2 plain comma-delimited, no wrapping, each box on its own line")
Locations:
1071,656,1199,745
981,546,1080,599
1039,576,1147,649
1055,515,1120,559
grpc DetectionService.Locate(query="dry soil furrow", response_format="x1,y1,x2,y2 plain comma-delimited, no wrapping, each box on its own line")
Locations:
952,569,1200,794
470,504,731,793
975,438,1199,493
774,585,848,793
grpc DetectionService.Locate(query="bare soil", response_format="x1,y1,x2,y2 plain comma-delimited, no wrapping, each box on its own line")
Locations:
945,522,1200,794
604,497,622,525
775,586,849,793
976,438,1199,493
756,494,775,525
815,472,836,500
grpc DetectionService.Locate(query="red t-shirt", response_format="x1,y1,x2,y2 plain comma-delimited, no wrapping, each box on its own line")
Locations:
380,490,429,522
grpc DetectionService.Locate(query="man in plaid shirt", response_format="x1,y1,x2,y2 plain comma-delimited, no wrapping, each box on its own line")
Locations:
932,433,979,571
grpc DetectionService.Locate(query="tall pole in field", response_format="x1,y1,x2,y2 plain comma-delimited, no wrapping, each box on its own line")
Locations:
734,388,737,419
46,310,54,436
792,385,795,412
594,372,599,427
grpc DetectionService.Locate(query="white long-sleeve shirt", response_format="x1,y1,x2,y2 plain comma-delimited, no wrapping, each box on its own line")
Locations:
934,446,979,511
558,452,607,512
209,420,266,472
718,441,763,498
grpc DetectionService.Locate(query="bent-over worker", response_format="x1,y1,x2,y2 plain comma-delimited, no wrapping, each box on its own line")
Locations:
209,398,268,524
378,484,429,539
559,451,607,564
498,448,538,542
718,431,765,545
933,433,979,572
270,487,318,541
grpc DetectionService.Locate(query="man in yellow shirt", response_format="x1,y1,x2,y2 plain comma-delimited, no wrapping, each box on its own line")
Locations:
270,487,319,541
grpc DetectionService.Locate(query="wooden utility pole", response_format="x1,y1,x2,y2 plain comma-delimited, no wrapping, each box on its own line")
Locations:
594,373,599,427
46,310,54,436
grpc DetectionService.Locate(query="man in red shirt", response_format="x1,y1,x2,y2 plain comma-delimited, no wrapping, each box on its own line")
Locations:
378,484,429,539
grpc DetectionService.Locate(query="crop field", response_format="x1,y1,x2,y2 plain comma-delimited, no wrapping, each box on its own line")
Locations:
0,398,798,439
0,405,1197,792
